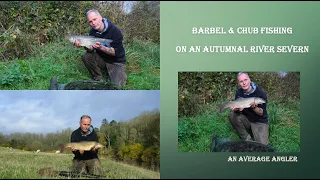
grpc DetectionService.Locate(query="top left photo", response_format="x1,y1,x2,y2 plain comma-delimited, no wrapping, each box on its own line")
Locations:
0,1,160,90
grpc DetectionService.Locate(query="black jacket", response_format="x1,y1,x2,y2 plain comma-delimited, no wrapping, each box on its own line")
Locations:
70,126,100,160
89,18,126,64
235,83,269,124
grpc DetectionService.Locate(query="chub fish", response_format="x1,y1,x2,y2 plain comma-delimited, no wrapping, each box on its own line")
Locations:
219,97,266,113
60,141,105,152
68,35,113,49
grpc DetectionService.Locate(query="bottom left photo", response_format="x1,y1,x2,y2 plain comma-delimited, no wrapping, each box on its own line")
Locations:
0,90,160,179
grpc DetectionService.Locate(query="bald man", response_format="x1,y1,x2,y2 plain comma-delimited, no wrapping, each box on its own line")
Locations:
228,72,269,145
70,115,104,176
74,9,127,88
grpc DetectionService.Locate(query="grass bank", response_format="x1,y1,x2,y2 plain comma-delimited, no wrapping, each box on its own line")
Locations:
178,99,300,152
0,39,159,90
0,147,160,179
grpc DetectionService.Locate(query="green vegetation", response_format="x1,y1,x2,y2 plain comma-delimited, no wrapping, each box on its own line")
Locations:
178,72,300,152
0,147,160,179
123,40,160,90
0,110,160,172
0,1,160,90
0,39,159,90
178,99,300,152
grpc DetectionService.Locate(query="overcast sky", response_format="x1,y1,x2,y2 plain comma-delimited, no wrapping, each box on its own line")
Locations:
0,90,159,135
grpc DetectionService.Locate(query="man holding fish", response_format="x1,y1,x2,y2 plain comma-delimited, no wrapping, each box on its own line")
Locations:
225,72,269,145
73,9,127,88
69,115,104,176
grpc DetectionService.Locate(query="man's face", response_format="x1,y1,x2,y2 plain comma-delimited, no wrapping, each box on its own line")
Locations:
80,118,91,133
87,12,103,31
237,73,251,91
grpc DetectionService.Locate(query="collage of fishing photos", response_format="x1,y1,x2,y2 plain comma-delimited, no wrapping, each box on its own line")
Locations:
0,1,307,179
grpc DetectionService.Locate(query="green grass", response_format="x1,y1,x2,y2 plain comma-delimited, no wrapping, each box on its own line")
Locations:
178,99,300,152
0,147,160,179
123,40,160,90
0,39,159,90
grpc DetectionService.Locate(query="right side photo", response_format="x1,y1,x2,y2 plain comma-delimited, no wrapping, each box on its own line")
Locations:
178,71,300,153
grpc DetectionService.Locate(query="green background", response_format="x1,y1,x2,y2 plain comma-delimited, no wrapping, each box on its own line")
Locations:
160,1,320,179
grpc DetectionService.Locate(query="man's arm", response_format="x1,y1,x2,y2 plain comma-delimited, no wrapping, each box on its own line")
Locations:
250,89,267,116
250,104,264,116
92,42,115,56
93,28,124,57
84,46,94,52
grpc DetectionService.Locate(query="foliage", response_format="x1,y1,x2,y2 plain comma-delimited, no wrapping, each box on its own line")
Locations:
118,143,144,164
249,72,300,102
178,100,300,152
178,72,300,152
124,1,160,43
0,1,96,60
178,72,300,118
178,72,238,118
178,117,202,142
97,132,107,146
99,110,160,170
0,110,160,171
0,39,159,90
0,60,35,86
123,39,160,90
128,143,144,160
0,147,160,179
141,146,160,170
0,1,160,61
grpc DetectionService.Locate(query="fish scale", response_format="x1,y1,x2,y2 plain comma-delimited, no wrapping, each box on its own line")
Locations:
68,35,113,49
219,97,266,113
60,141,105,152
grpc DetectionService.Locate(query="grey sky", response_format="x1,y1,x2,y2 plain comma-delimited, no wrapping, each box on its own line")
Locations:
123,1,135,13
0,90,160,135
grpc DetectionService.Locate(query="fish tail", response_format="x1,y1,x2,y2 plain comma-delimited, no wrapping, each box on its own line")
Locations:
103,39,113,47
219,103,227,113
59,144,65,153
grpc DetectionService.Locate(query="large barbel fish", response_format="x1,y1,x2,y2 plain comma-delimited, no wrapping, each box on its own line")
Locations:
219,97,266,113
60,141,105,152
68,35,113,49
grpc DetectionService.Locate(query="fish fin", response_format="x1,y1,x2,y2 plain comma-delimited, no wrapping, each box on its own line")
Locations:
219,103,227,113
236,97,245,100
59,144,65,153
104,39,113,47
85,45,92,49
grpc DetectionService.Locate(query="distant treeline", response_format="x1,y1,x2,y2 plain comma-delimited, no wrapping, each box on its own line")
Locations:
0,109,160,171
178,72,300,118
0,1,160,60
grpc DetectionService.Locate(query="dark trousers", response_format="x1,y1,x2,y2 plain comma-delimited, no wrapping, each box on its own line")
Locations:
82,51,127,88
228,112,269,145
72,158,104,176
